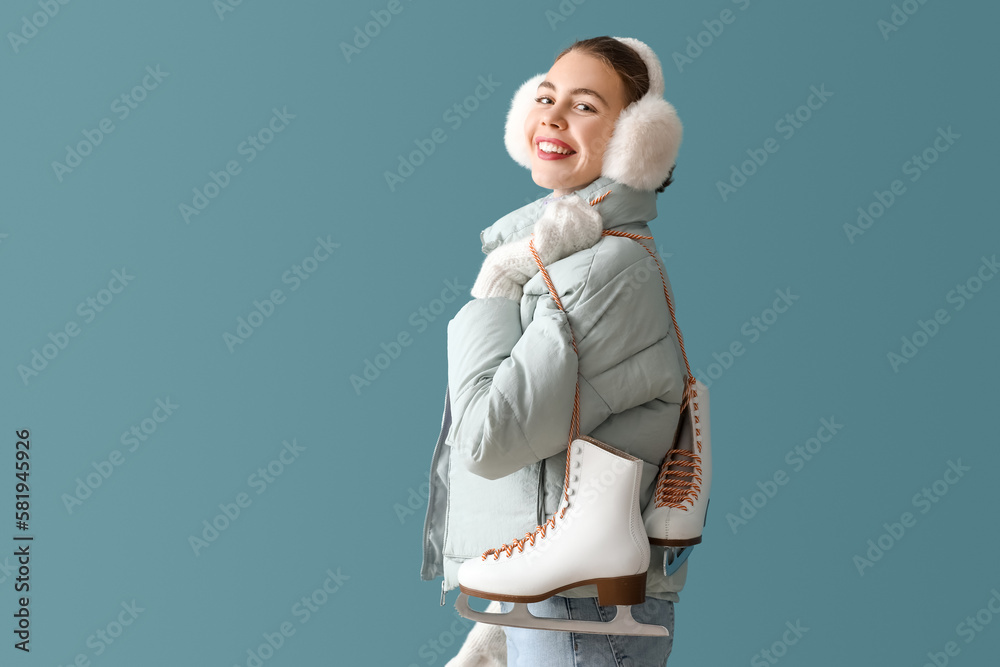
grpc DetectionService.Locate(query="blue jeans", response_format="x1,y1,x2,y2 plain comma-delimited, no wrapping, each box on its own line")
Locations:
499,596,674,666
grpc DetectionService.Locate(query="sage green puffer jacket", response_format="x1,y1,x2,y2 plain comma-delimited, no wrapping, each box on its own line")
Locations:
421,175,690,603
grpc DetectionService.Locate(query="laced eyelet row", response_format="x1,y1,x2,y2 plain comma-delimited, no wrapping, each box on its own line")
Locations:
652,449,702,509
653,382,703,509
480,503,571,560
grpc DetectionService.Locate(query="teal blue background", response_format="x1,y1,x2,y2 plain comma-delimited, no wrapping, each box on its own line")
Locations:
1,0,998,664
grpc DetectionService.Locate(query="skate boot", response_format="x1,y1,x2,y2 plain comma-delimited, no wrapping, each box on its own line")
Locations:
643,376,712,546
456,436,668,637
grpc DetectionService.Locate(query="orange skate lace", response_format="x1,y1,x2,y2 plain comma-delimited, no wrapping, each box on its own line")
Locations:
651,378,703,509
479,190,700,560
480,227,581,561
601,227,702,511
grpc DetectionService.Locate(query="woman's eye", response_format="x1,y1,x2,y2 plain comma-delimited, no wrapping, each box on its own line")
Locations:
534,96,595,112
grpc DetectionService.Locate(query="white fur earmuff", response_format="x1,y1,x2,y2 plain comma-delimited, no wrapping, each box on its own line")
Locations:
504,73,546,171
503,36,682,192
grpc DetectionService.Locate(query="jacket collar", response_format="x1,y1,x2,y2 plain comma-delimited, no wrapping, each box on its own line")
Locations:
479,176,658,254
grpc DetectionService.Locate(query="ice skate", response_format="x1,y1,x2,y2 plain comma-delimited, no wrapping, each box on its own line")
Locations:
455,436,669,637
599,227,713,548
643,376,712,546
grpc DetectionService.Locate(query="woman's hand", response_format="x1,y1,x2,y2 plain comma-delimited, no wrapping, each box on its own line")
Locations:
470,236,536,301
532,194,604,264
470,193,604,302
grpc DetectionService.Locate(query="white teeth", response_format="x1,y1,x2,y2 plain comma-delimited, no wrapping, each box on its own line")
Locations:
538,141,573,154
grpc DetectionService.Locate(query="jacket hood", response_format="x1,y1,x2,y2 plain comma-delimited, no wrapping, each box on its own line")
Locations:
479,176,659,255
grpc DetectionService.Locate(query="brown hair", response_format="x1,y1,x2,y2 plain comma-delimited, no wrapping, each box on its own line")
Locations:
556,36,675,192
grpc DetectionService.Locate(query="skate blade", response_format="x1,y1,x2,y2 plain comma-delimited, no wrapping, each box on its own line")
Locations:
663,546,694,576
455,592,669,637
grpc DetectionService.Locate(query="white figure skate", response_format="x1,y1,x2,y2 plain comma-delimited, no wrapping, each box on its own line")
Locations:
643,376,712,546
455,436,669,637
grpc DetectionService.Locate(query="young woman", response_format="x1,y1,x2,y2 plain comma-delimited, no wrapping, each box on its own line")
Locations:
422,36,688,666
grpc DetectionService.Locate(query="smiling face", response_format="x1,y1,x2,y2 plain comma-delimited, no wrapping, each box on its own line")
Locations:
524,50,628,196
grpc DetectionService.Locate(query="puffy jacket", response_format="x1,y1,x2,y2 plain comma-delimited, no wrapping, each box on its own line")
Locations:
421,175,689,604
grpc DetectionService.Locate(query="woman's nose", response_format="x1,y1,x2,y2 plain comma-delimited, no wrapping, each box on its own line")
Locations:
541,108,565,128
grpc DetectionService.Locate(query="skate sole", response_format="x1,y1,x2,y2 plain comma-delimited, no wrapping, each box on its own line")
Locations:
459,572,646,607
648,535,702,547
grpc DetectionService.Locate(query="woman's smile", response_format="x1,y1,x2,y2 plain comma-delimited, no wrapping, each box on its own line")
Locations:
535,137,577,160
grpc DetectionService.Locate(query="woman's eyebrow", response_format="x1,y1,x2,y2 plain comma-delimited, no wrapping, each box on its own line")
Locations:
538,80,608,107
